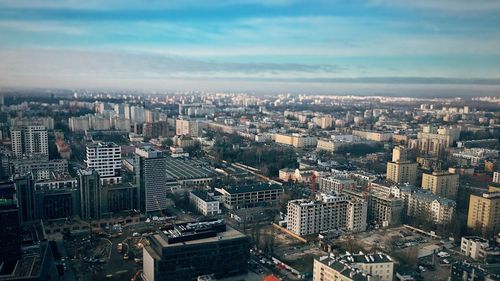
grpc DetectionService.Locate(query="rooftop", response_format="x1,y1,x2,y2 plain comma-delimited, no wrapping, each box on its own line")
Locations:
190,190,217,202
222,183,283,194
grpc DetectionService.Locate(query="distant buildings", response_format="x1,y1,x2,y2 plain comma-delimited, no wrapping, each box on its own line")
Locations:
351,130,392,142
314,252,394,281
85,142,122,185
143,220,250,281
215,184,283,210
287,193,367,236
411,125,460,156
421,171,459,199
11,125,49,159
274,133,317,148
176,118,204,137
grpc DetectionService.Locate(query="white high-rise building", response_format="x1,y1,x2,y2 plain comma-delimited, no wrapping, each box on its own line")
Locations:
11,125,49,159
85,142,122,185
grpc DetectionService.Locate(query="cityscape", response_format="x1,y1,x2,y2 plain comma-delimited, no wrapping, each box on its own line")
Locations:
1,1,500,281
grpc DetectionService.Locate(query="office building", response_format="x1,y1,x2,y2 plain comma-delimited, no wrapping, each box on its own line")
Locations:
0,181,21,265
422,171,459,199
134,147,167,214
314,252,394,281
215,184,283,210
287,193,367,236
85,142,122,185
78,169,101,220
33,174,79,220
189,190,220,216
11,126,49,159
143,219,250,281
467,192,500,238
386,161,417,185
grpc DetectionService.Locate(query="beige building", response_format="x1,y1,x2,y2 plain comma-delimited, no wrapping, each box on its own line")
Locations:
386,161,417,185
313,116,334,129
413,125,460,156
392,146,408,162
176,118,204,137
407,192,455,224
274,133,317,148
287,193,367,236
313,252,393,281
461,236,490,260
352,130,392,142
467,192,500,237
422,172,459,199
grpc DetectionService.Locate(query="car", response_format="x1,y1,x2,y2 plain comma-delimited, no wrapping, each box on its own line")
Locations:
132,232,140,237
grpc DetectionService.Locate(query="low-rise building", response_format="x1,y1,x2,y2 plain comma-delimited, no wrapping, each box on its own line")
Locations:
461,236,492,261
319,176,355,194
189,190,221,216
215,184,283,210
274,133,317,148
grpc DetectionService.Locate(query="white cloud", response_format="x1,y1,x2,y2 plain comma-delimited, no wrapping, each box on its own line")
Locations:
0,20,86,35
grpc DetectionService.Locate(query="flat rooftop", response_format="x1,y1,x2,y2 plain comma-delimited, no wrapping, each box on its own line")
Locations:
222,183,282,194
165,157,215,180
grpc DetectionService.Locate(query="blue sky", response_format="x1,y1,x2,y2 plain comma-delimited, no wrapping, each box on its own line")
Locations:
0,0,500,95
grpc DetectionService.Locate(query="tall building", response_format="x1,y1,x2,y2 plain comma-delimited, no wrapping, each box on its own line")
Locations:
134,147,167,214
287,193,367,236
386,161,417,185
407,192,455,224
176,118,204,137
143,219,250,281
33,174,79,220
314,252,394,281
492,171,499,184
85,142,122,185
14,174,35,222
0,181,21,265
467,192,500,238
422,171,459,199
10,126,49,159
413,125,460,157
392,145,408,162
78,169,101,220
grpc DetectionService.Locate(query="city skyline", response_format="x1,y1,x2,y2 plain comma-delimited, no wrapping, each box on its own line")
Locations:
0,0,500,96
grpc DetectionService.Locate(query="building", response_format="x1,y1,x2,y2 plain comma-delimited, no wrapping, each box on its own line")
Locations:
33,174,79,220
189,190,221,216
11,126,49,159
176,118,204,137
69,115,90,132
421,172,459,199
142,219,250,281
165,157,215,186
407,192,455,224
11,159,68,181
413,125,460,157
319,177,355,194
134,147,168,214
215,184,283,210
274,133,317,148
494,172,500,184
450,261,500,281
314,252,394,281
351,130,392,142
386,161,417,185
392,146,408,162
368,187,404,227
461,236,492,261
85,142,122,185
287,193,367,236
467,192,500,238
0,181,21,265
78,169,101,220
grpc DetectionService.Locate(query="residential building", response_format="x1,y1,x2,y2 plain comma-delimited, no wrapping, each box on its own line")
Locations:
461,236,492,261
274,133,317,148
134,147,168,214
142,219,250,281
407,192,455,224
11,158,68,180
386,161,417,185
85,142,122,185
421,172,459,199
368,187,404,227
319,177,355,194
351,130,392,142
494,172,500,184
189,190,221,216
450,261,500,281
287,193,367,236
11,125,49,159
467,192,500,238
314,252,394,281
392,146,408,162
215,184,283,210
176,118,204,137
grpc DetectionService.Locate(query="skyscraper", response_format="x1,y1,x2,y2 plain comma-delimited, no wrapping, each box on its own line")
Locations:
0,181,21,265
10,125,49,159
14,174,35,222
134,147,167,214
78,169,101,220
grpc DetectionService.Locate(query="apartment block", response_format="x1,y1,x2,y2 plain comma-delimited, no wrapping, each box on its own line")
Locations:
407,192,456,224
11,125,49,159
85,142,122,185
314,252,393,281
215,184,283,210
467,192,500,238
386,161,417,185
422,171,459,199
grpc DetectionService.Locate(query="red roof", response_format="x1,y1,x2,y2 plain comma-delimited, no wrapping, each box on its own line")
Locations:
262,275,281,281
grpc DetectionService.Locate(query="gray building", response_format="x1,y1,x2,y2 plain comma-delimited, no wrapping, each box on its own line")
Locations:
134,147,167,214
78,169,101,220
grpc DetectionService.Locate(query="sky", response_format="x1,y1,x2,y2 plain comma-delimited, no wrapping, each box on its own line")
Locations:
0,0,500,96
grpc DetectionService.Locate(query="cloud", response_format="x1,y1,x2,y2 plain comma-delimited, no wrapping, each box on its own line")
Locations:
0,20,85,35
369,0,500,13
